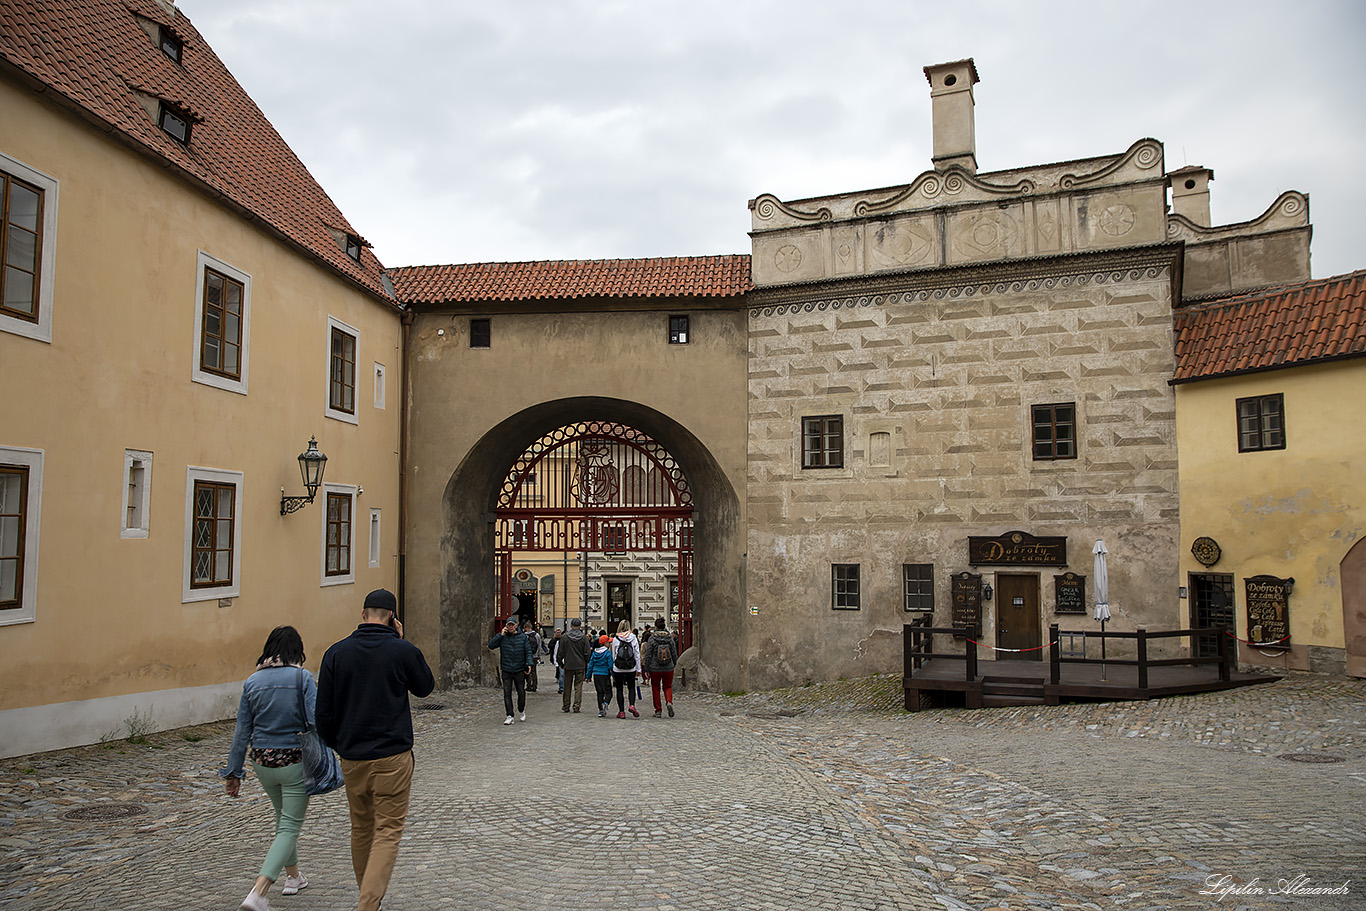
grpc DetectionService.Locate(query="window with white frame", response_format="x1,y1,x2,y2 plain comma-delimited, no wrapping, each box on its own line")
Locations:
121,449,153,539
0,447,43,625
191,252,251,395
368,507,382,568
325,316,359,424
320,483,357,586
1,152,59,344
182,466,243,603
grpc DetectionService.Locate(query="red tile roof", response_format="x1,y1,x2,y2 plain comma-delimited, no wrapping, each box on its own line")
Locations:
0,0,393,303
1173,270,1366,383
389,256,753,305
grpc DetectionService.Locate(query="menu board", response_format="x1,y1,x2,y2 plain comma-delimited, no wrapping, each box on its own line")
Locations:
1244,575,1290,649
1054,572,1086,614
951,572,982,638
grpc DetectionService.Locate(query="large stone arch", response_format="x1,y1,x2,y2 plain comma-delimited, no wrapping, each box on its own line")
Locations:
436,396,744,691
1343,537,1366,678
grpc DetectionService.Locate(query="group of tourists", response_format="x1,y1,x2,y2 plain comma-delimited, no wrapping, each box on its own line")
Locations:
489,616,680,720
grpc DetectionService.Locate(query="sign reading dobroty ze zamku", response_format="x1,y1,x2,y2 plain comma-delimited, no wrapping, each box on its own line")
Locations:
969,531,1067,567
1244,574,1291,649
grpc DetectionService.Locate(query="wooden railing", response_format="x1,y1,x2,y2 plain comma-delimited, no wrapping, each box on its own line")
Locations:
904,617,978,681
1048,624,1231,688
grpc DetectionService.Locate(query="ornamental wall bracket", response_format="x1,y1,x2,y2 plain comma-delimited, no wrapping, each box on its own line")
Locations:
750,194,833,223
1191,536,1222,567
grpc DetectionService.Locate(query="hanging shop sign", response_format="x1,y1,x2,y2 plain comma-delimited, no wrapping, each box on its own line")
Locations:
514,569,537,592
950,572,983,638
1191,536,1222,567
1244,575,1291,650
1054,572,1087,614
969,531,1067,567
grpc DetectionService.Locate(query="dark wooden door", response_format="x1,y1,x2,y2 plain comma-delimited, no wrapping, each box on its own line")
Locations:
996,573,1041,660
606,581,633,634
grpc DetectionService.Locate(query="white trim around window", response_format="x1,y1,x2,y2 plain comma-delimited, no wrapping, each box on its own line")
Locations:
190,251,252,396
325,316,360,425
121,449,153,539
0,152,59,345
0,446,43,626
320,482,357,587
182,466,243,603
368,507,382,568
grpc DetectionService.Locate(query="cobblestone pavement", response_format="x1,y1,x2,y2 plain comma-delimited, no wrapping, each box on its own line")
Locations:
0,672,1361,911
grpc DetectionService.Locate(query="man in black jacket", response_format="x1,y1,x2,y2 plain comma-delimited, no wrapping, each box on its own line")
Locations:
557,618,592,713
488,616,534,724
317,588,434,911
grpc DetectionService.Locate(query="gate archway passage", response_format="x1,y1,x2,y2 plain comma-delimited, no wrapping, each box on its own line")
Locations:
495,422,695,648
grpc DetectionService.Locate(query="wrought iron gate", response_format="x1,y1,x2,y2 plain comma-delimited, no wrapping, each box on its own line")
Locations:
495,422,694,648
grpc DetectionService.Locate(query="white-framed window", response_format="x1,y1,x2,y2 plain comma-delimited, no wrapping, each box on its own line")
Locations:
0,152,59,344
191,251,251,395
182,466,243,603
325,316,359,425
0,446,43,625
373,362,386,410
368,507,382,568
320,482,357,586
121,449,153,539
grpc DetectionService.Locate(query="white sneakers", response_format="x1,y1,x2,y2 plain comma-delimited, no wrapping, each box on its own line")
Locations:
519,711,526,722
239,889,269,911
504,715,514,725
280,872,307,895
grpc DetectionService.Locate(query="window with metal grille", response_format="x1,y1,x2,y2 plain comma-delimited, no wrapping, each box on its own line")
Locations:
802,415,844,469
0,465,29,610
903,563,934,612
832,564,860,610
200,268,244,380
330,326,357,414
1236,394,1285,452
470,318,491,348
325,492,352,576
1,171,43,324
668,315,689,344
1031,403,1077,460
191,480,235,588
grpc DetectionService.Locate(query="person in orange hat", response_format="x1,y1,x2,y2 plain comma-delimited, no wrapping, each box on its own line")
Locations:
585,634,615,717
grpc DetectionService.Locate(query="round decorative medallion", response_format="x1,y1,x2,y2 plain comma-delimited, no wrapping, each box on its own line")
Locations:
515,569,533,582
774,244,802,273
1098,203,1136,236
1191,536,1221,567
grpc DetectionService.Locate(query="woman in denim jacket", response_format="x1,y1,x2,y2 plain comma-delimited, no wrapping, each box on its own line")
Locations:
220,626,314,911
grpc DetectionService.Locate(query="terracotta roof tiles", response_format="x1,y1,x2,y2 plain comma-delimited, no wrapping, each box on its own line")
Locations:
1172,270,1366,383
389,256,753,305
0,0,392,303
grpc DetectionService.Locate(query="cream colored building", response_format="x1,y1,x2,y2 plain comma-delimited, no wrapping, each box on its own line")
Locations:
0,1,404,757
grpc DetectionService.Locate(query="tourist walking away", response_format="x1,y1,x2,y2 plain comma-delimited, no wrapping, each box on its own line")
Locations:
316,589,435,911
558,618,592,713
550,627,564,693
611,620,641,718
587,634,615,716
221,626,316,910
642,617,680,717
524,620,542,692
489,616,535,723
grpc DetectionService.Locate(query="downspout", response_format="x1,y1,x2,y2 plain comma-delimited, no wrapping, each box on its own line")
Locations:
397,306,414,622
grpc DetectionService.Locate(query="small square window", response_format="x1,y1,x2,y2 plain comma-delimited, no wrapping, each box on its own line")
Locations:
1031,403,1077,461
344,234,362,263
1236,394,1285,452
669,315,690,344
158,103,191,144
122,449,153,539
470,318,491,348
903,564,934,612
802,415,844,469
159,26,183,63
832,564,860,610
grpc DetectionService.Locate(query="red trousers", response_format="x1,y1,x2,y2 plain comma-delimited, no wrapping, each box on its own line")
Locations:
650,671,674,712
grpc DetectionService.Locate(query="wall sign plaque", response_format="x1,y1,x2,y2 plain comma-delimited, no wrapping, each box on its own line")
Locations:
950,571,982,638
969,530,1067,567
1054,572,1087,614
1191,536,1222,567
1244,574,1290,649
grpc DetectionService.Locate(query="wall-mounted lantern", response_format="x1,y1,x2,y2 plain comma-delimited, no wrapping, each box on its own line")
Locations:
982,582,994,602
280,435,328,515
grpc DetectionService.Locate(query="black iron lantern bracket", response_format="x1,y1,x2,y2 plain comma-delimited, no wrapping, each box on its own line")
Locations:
280,435,328,515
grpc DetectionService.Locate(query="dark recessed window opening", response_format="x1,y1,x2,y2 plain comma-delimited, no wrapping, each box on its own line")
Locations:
802,415,844,469
159,26,183,63
1031,403,1077,461
158,103,191,144
1237,394,1285,452
470,318,491,348
832,564,860,610
344,234,362,263
903,564,934,612
668,315,689,344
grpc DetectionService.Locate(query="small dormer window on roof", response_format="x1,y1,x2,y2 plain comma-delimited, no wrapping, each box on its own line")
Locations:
345,234,362,263
158,102,191,144
159,26,183,63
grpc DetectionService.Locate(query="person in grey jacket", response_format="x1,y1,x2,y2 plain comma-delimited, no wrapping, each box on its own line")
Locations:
488,616,534,724
556,618,593,713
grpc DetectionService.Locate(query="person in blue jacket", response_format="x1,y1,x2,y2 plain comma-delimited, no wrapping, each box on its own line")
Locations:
585,634,615,717
488,615,535,724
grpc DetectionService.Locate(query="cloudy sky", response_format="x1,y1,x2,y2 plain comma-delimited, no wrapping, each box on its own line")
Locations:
175,0,1364,279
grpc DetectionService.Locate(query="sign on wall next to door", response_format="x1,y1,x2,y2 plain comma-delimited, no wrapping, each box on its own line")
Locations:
969,531,1067,567
1245,575,1291,649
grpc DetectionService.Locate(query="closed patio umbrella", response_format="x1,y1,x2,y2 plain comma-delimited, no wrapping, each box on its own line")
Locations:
1093,540,1110,680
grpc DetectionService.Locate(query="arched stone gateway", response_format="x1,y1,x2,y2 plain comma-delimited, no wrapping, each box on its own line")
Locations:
431,397,743,691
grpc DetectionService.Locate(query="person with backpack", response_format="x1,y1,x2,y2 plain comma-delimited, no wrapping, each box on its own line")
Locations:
609,620,640,718
586,634,615,717
641,617,680,718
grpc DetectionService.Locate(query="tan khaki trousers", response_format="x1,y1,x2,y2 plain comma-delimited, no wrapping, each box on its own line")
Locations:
340,750,414,911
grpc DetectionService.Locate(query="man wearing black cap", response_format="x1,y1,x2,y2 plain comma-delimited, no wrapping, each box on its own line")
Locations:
317,588,434,911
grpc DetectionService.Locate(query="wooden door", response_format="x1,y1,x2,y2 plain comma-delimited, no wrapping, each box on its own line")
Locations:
1190,572,1235,661
996,573,1041,659
606,581,633,634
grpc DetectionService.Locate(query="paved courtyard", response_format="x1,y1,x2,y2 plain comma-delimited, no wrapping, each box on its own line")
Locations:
0,672,1362,911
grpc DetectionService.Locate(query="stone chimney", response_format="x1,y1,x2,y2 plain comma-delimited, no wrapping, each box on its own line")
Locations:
923,59,980,174
1169,166,1214,226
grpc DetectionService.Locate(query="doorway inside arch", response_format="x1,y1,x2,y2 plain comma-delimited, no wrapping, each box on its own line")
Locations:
494,421,695,649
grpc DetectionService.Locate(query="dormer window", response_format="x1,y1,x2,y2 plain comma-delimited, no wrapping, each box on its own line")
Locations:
158,103,191,144
344,234,362,263
159,26,183,63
